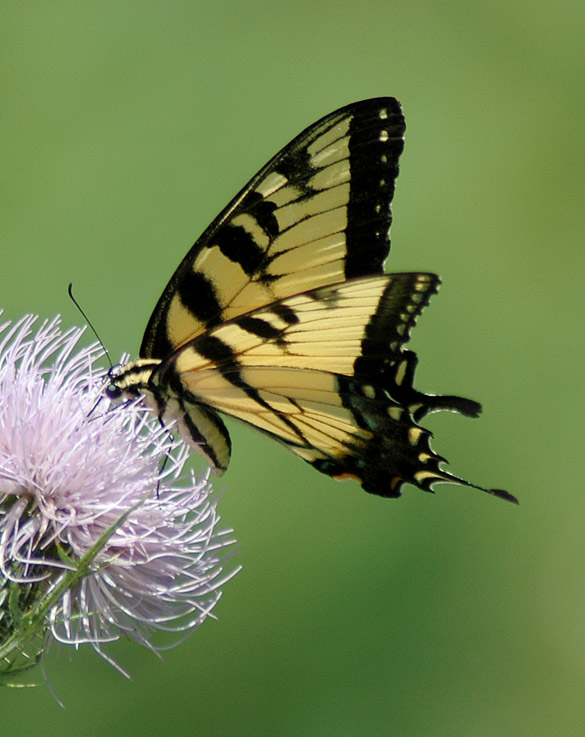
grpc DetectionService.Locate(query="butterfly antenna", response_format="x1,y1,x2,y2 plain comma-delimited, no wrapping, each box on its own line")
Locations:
68,283,113,368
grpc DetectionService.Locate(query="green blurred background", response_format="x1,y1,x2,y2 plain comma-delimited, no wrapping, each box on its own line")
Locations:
2,1,584,735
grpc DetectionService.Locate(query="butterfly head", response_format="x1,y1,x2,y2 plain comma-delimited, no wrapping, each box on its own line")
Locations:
105,359,161,402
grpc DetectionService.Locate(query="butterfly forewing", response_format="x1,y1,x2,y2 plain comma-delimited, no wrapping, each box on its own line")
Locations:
140,98,405,359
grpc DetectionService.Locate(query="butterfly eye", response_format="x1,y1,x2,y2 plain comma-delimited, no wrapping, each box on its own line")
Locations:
105,383,123,400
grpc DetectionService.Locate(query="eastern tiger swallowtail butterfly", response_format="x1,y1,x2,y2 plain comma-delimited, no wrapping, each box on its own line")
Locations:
107,97,516,504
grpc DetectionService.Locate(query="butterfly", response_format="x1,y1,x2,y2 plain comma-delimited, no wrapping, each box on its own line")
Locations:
107,97,516,504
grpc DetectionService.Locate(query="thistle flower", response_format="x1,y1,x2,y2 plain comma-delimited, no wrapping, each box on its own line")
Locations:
0,313,238,683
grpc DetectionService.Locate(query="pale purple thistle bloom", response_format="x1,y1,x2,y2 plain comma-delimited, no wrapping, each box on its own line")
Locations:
0,314,237,677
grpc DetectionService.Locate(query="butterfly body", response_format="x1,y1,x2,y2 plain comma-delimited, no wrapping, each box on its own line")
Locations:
108,98,516,503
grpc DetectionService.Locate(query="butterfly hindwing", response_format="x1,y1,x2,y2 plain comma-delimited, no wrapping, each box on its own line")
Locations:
153,271,515,501
158,273,441,493
140,98,405,359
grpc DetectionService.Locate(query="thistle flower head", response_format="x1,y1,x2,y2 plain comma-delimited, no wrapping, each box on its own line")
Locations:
0,314,237,681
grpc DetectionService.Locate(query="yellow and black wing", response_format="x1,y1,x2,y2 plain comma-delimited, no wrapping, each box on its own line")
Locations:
156,272,515,501
140,98,405,359
110,97,515,502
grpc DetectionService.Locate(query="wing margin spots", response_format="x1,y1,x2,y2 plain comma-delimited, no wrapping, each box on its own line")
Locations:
344,100,405,277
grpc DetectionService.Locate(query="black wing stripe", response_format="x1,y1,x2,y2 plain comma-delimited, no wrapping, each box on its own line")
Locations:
214,224,266,276
177,270,222,324
237,315,283,341
178,400,232,473
239,193,280,239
